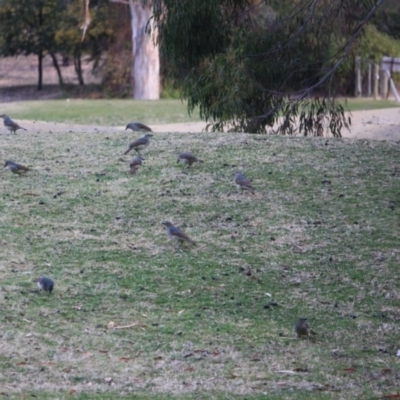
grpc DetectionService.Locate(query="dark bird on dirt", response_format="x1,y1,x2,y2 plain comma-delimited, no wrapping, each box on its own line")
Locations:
124,133,153,155
177,151,204,168
162,221,196,245
125,122,152,132
234,172,254,194
0,114,27,133
37,276,54,294
4,160,30,175
129,155,144,175
294,317,316,338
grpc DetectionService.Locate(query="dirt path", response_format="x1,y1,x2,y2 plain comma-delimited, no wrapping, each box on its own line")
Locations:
2,108,400,141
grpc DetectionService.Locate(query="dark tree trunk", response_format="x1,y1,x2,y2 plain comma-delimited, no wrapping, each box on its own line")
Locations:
37,49,43,91
50,52,64,86
74,53,84,85
37,5,43,91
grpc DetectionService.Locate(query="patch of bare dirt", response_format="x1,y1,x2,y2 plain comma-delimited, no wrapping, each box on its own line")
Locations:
6,108,399,141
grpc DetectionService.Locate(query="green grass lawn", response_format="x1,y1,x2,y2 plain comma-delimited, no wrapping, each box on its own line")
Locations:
0,99,199,126
0,126,399,398
0,98,398,126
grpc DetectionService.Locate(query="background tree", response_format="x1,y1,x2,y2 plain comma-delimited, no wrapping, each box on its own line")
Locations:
0,0,113,89
128,0,160,99
152,0,387,135
98,1,132,97
373,0,400,38
0,0,67,90
83,0,160,99
56,0,114,85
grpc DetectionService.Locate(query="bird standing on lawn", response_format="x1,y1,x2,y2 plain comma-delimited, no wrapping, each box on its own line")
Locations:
294,317,316,338
177,151,204,168
37,276,54,294
4,160,30,175
124,133,153,155
234,172,255,194
0,114,27,133
125,122,152,132
162,221,196,245
129,155,144,175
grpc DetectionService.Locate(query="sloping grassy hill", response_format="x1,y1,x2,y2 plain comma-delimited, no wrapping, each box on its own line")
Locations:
0,128,399,399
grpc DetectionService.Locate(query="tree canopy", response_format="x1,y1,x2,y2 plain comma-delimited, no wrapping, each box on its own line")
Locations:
0,0,113,89
153,0,387,135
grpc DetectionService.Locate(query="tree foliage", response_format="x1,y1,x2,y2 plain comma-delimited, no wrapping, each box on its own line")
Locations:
0,0,113,89
153,0,387,135
373,0,400,39
55,0,114,85
0,0,65,89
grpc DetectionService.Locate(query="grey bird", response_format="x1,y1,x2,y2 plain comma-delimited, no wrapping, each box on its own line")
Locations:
234,172,254,194
162,221,196,245
124,133,153,155
177,151,204,168
294,317,316,338
129,155,144,175
4,160,30,175
37,276,54,294
125,122,152,132
0,114,27,133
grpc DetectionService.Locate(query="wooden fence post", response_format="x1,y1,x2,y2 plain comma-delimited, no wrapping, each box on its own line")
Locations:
355,56,362,97
381,69,388,99
373,63,379,99
367,61,372,97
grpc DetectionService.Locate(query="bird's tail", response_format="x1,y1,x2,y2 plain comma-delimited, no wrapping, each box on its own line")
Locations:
123,148,131,155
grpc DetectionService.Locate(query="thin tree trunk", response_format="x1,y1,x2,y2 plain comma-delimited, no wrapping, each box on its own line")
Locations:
74,53,84,85
50,52,64,86
129,0,160,99
38,5,43,91
37,49,43,91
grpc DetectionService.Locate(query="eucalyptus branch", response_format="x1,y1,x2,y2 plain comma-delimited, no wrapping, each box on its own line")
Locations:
255,0,387,120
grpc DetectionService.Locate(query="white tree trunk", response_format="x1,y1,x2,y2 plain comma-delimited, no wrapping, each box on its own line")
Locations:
129,0,160,99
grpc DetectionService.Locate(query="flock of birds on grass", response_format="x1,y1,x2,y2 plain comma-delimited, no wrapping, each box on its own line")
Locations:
0,113,316,339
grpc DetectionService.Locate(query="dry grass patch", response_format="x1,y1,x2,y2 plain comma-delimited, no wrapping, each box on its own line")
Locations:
0,128,399,399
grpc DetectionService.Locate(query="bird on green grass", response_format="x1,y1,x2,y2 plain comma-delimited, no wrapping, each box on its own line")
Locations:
37,276,54,294
294,317,316,338
162,221,196,245
4,160,30,175
124,133,153,155
129,155,144,175
234,172,254,194
125,122,152,132
177,151,204,168
0,114,27,133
